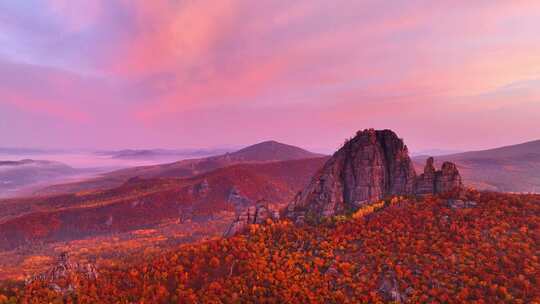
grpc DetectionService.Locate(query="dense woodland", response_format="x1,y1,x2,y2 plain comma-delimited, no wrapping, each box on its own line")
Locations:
1,191,539,303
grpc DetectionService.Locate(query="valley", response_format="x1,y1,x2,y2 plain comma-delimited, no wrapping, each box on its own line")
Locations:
0,153,327,280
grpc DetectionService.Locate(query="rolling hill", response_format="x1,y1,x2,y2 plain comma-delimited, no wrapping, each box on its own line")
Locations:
0,157,328,252
413,139,540,192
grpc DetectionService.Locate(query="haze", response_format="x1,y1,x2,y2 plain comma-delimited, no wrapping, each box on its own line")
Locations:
1,1,540,152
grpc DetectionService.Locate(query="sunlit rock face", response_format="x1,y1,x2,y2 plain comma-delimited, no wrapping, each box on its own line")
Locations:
286,129,463,221
287,129,417,219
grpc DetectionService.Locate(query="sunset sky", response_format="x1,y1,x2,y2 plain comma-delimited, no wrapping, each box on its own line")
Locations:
1,1,539,153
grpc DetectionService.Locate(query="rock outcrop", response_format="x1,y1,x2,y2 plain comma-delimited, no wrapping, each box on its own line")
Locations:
286,129,463,221
447,199,477,209
415,157,437,195
225,128,464,232
378,269,407,303
25,252,98,294
287,129,417,219
436,162,463,193
228,187,252,212
224,200,279,237
196,179,210,197
416,157,463,195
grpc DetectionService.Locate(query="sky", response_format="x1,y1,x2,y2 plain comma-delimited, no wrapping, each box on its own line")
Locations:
1,1,539,153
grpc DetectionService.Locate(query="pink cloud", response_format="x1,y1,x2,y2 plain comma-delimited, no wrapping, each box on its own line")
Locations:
1,1,540,150
47,0,104,32
0,90,90,122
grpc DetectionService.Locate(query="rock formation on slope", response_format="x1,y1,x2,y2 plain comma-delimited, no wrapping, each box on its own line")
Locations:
223,129,464,234
436,161,463,193
228,187,252,212
287,129,417,219
224,200,279,237
25,252,98,294
286,129,463,220
196,179,210,197
416,157,463,195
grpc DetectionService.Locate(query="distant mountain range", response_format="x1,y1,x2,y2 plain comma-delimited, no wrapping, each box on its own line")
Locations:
411,148,463,157
35,141,325,195
413,139,540,192
96,148,232,160
0,160,81,196
0,147,65,155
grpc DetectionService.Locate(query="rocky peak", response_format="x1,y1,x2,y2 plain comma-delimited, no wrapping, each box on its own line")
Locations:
287,129,417,219
285,129,464,221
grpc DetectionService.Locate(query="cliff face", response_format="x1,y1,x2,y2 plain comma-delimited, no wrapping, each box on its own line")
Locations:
287,129,417,219
286,129,463,221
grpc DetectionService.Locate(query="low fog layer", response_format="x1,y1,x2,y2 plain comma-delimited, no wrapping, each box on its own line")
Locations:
0,149,229,198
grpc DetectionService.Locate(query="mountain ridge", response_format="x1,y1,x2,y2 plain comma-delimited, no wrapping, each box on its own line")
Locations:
33,141,325,196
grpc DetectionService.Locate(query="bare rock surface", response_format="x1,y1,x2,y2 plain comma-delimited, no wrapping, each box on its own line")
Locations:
228,187,252,213
25,252,98,294
436,162,463,193
448,199,477,209
378,269,407,303
224,200,279,237
196,179,210,197
285,129,464,221
287,129,417,219
416,157,463,195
